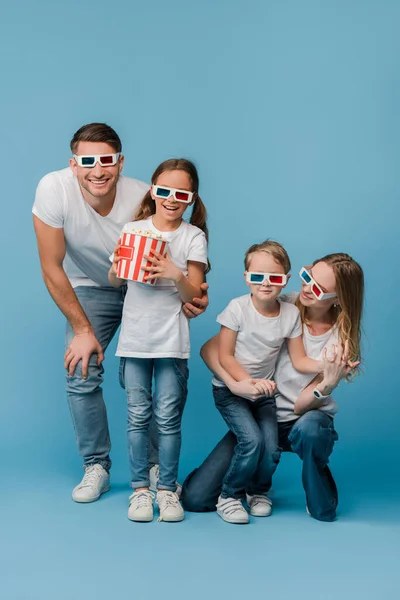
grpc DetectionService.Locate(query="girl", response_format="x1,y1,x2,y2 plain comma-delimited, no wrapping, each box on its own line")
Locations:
181,253,364,522
109,159,209,522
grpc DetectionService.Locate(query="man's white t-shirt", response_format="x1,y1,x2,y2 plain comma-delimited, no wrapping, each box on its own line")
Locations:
213,294,303,387
32,167,149,287
116,217,208,359
275,293,338,422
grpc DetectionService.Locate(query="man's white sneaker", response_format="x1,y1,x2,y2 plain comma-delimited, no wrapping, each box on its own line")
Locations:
156,490,184,522
149,464,182,499
246,493,273,517
216,495,249,524
72,464,110,503
128,490,155,522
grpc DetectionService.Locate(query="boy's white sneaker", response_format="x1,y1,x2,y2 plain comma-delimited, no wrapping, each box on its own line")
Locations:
72,464,110,503
149,464,182,498
128,490,155,522
156,490,184,522
216,495,249,524
246,493,273,517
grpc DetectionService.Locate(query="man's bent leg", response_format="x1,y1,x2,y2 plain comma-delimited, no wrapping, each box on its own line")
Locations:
66,286,125,472
288,411,338,522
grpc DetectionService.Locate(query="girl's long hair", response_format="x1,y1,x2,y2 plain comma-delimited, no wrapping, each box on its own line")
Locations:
296,253,364,379
134,158,210,272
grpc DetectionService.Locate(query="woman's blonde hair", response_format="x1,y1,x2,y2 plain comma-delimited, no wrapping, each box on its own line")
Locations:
296,253,364,378
134,158,210,273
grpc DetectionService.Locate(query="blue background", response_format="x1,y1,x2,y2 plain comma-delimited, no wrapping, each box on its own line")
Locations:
1,1,399,599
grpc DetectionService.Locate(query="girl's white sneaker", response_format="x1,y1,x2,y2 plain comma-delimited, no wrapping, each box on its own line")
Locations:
128,490,155,522
156,490,184,522
216,496,249,524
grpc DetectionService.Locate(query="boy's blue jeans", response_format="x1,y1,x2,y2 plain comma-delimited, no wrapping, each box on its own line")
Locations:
181,409,338,521
213,385,280,499
119,357,188,491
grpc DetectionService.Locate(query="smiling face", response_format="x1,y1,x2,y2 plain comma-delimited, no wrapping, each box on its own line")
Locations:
245,251,289,303
69,141,124,202
299,261,337,307
150,169,193,224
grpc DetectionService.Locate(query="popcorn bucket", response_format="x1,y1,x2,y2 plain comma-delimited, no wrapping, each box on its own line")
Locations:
117,230,167,285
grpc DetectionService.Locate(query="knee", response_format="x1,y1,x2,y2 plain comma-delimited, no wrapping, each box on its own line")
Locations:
290,415,337,461
126,387,152,431
238,431,264,459
66,357,104,395
154,404,181,435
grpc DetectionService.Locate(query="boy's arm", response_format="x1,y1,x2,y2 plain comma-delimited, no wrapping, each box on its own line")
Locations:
287,336,323,374
218,326,252,382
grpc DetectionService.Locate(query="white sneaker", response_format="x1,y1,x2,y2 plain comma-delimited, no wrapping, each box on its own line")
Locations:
128,490,155,522
149,464,182,498
156,490,184,522
216,495,249,524
246,493,273,517
72,464,110,503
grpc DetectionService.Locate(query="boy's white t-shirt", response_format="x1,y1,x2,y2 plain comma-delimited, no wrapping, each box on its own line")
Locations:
116,217,208,359
32,168,149,287
275,292,338,422
213,294,303,386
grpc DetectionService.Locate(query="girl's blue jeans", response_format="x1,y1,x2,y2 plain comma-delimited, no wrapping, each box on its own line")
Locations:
119,357,188,491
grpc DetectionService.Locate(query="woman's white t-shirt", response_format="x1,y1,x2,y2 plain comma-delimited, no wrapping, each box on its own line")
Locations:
213,294,303,386
116,217,208,359
275,293,338,422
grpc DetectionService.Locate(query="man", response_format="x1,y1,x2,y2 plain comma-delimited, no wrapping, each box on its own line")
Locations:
33,123,208,502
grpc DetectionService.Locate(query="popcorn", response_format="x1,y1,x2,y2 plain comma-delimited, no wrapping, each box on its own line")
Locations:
117,230,167,285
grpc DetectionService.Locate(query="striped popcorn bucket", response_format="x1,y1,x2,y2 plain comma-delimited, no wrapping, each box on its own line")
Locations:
117,232,168,285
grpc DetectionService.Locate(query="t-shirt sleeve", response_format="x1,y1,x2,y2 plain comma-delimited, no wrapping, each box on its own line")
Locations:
187,230,208,267
216,299,242,332
32,173,65,228
287,306,303,339
280,291,299,305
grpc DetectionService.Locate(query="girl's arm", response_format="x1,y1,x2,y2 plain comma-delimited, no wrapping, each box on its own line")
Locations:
143,250,204,303
294,341,360,415
286,336,324,374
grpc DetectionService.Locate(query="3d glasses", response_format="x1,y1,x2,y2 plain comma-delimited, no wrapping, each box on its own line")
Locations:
246,272,288,286
152,184,194,204
73,153,120,167
299,267,336,300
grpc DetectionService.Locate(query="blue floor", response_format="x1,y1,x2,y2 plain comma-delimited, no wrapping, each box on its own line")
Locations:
2,455,399,600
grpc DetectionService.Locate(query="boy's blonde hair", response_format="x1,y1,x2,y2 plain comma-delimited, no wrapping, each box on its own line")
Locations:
244,240,291,274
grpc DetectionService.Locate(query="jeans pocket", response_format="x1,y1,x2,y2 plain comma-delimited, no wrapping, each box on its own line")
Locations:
118,357,126,389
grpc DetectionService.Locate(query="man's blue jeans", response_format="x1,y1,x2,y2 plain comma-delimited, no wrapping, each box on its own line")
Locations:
181,410,338,522
119,357,188,491
65,285,159,472
213,385,279,499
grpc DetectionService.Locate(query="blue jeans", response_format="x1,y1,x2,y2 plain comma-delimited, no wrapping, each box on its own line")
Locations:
213,385,279,499
65,285,159,472
119,357,188,491
182,410,338,522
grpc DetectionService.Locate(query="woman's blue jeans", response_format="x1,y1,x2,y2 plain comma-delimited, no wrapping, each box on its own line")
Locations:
182,410,338,522
119,357,188,491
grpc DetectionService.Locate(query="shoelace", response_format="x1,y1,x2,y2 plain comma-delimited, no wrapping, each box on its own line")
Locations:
130,490,154,509
157,491,180,521
216,497,245,516
78,466,103,489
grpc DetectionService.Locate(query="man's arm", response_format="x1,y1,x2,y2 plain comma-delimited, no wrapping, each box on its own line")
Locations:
33,215,104,378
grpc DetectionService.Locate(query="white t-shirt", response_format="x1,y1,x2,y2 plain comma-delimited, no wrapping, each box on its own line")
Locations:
275,293,338,422
213,294,303,386
32,167,149,287
116,217,208,359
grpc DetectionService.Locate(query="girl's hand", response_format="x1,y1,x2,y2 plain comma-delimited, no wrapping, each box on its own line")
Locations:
111,240,121,275
142,250,183,282
321,341,360,392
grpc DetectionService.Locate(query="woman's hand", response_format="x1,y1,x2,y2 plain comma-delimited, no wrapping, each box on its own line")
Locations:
320,341,360,394
142,250,182,282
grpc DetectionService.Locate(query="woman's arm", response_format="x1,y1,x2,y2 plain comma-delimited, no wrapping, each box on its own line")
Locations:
287,336,324,374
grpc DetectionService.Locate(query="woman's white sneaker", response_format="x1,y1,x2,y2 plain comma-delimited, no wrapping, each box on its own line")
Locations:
128,490,155,522
72,464,110,503
156,490,184,522
246,493,273,517
216,496,249,524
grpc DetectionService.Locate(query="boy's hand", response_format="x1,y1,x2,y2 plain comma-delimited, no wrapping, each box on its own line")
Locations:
252,378,276,396
183,282,209,319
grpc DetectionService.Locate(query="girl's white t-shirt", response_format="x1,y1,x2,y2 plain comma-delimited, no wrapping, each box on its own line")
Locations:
275,293,338,422
213,294,303,386
116,217,208,359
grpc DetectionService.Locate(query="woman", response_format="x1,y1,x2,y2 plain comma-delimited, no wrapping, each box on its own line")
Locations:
181,253,364,522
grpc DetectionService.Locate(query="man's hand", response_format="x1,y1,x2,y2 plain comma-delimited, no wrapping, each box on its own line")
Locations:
64,330,104,379
182,282,209,319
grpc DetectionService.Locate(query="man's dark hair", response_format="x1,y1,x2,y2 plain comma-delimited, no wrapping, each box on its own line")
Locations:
70,123,122,154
